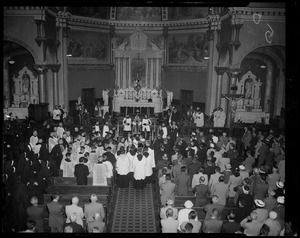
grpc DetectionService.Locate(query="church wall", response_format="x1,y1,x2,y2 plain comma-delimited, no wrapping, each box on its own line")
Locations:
68,69,114,100
162,70,207,103
4,16,43,64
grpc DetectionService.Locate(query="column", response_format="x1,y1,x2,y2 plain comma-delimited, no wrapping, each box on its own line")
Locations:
150,58,153,88
149,59,153,88
145,57,148,88
123,58,126,88
116,58,120,87
3,57,10,108
214,66,228,108
263,61,274,113
225,68,242,129
33,64,49,103
48,64,61,106
156,58,159,88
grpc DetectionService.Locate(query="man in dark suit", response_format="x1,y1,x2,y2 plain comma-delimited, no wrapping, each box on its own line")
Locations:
104,147,116,168
27,196,48,232
74,157,90,185
202,208,223,233
221,211,241,233
50,138,65,176
46,192,64,233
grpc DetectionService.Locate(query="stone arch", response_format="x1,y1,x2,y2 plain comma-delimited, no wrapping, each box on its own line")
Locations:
4,35,39,64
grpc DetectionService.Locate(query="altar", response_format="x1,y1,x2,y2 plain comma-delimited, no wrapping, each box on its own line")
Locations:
112,28,164,114
233,70,267,124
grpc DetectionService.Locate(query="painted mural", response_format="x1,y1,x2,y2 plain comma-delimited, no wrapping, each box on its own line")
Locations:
67,30,108,63
68,7,109,19
117,7,161,21
168,33,209,65
168,7,209,20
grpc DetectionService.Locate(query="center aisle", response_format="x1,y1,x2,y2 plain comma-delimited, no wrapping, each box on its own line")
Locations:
110,181,158,233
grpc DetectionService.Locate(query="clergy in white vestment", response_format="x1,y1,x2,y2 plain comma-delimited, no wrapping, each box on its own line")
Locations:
143,147,155,184
48,132,58,153
126,146,137,181
29,130,39,152
195,110,204,128
116,149,130,188
60,153,75,177
102,121,110,138
89,146,99,164
141,115,152,140
132,149,147,190
92,156,109,186
123,115,132,138
213,108,221,127
56,122,65,138
34,138,43,155
102,155,114,178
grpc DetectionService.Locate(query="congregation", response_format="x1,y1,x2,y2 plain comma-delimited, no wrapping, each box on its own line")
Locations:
2,106,293,235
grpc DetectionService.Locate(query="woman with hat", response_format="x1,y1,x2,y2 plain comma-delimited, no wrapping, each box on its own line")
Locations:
177,200,197,231
253,199,268,223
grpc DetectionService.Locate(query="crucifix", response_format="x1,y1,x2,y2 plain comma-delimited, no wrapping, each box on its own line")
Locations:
222,93,244,135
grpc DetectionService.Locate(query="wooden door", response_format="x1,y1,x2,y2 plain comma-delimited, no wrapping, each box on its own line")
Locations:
180,90,193,114
82,88,95,115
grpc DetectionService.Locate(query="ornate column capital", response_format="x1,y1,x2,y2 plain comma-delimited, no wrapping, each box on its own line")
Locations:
226,68,242,77
215,66,228,76
33,64,49,74
48,64,61,73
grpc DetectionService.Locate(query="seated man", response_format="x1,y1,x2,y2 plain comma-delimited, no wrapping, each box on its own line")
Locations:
160,199,178,220
64,213,85,233
202,209,223,233
87,213,106,233
160,208,179,233
180,210,202,233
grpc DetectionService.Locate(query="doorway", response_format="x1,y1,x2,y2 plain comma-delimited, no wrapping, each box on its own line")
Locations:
180,90,193,114
82,88,95,115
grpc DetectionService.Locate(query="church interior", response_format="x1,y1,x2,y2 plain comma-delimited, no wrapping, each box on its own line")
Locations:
3,3,294,234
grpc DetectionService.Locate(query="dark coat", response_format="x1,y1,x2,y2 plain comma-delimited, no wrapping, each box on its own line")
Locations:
47,201,64,228
27,205,48,232
64,221,85,233
74,164,89,185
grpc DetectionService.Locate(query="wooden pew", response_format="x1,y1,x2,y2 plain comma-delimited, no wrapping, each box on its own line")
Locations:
174,196,196,207
46,185,111,197
43,194,109,207
50,177,112,187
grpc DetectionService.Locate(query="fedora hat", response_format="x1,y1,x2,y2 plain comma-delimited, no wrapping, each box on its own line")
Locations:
254,199,265,208
276,181,284,189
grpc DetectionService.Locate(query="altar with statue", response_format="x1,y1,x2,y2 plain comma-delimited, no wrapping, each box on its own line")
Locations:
234,70,268,124
112,28,164,115
4,66,39,120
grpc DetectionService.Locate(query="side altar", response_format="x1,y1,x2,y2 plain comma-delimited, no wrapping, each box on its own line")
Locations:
234,71,268,124
112,28,164,114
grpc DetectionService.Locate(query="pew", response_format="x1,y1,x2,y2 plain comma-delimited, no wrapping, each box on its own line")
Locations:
174,196,196,207
43,194,109,207
50,177,112,187
46,185,111,197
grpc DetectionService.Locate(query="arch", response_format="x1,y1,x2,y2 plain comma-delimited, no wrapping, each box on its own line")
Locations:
235,42,285,68
4,36,38,64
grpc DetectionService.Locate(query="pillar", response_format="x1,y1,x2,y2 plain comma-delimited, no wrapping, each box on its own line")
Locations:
49,64,61,106
3,57,10,108
263,60,275,113
150,58,153,87
156,58,159,88
214,66,228,108
33,64,49,103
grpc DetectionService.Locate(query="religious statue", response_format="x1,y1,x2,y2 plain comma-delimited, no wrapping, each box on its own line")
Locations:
213,107,226,127
22,73,30,94
244,79,253,99
166,90,173,108
102,89,110,106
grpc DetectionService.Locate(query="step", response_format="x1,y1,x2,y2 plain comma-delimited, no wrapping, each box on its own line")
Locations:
50,177,112,187
43,194,109,207
46,185,111,196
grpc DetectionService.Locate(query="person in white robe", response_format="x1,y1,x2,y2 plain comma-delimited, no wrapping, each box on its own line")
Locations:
144,148,155,184
195,110,204,128
102,155,114,179
218,108,226,127
132,149,147,190
126,146,137,181
60,153,75,177
213,108,221,127
56,122,65,138
141,115,152,140
29,130,39,152
102,121,110,138
116,149,130,188
48,132,58,153
92,156,109,186
123,115,132,138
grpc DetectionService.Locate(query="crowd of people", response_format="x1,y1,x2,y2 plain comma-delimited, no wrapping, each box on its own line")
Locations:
2,103,294,235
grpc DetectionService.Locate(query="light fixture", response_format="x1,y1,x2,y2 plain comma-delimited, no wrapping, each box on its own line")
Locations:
8,58,15,64
204,56,209,60
66,54,72,57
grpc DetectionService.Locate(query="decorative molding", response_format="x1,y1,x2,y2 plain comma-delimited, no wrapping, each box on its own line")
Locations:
48,64,61,73
68,64,114,70
33,64,49,74
162,65,207,72
215,66,228,76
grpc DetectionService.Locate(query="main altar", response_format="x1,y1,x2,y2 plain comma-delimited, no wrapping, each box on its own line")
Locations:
112,28,164,114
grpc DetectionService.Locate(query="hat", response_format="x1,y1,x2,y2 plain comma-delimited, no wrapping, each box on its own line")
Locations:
225,164,232,170
254,199,265,208
242,185,250,194
184,200,193,209
277,196,285,204
210,143,215,148
166,199,174,205
276,181,284,189
239,165,245,171
212,136,218,144
269,211,277,220
259,168,266,174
